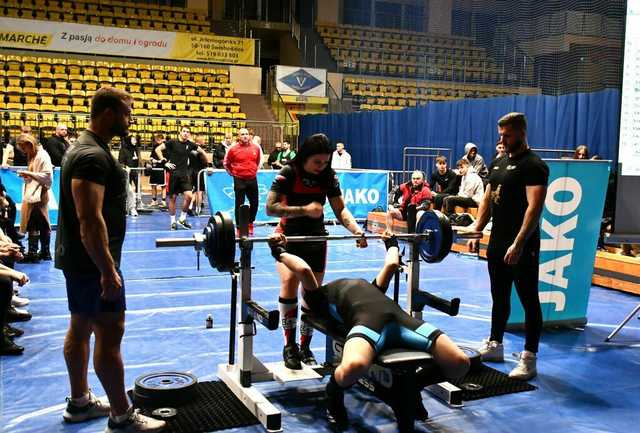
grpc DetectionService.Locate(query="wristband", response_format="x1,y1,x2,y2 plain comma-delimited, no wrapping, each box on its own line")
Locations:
384,236,399,250
270,244,287,261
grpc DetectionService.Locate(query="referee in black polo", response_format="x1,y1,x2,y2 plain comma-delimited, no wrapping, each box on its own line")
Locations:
468,112,548,381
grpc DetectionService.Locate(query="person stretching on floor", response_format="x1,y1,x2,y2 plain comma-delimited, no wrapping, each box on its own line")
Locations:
268,233,470,430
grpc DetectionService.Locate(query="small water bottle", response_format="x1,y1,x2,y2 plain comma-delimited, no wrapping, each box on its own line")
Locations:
205,314,213,329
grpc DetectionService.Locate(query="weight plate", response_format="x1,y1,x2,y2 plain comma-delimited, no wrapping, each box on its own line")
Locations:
215,211,236,272
416,210,453,263
203,217,216,269
133,371,198,407
152,407,178,419
135,372,197,392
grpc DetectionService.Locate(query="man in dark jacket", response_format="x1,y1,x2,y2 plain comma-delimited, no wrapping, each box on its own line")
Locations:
43,123,70,166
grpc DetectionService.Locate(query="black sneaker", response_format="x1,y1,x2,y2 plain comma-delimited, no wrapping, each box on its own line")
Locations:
0,336,24,356
7,306,31,323
187,209,195,217
170,222,178,231
39,251,52,261
300,345,317,366
62,391,111,423
283,343,302,370
326,380,349,430
4,324,24,338
177,219,192,229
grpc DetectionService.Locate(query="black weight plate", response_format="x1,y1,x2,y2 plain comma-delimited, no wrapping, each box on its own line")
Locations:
458,346,482,372
134,372,198,407
202,217,216,269
460,382,483,391
215,211,236,272
416,210,453,263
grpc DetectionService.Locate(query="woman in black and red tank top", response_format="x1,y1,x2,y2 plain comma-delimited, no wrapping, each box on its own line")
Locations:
266,134,367,370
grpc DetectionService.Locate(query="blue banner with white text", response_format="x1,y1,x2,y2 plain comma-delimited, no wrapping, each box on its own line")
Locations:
205,169,389,223
508,160,610,327
0,167,60,226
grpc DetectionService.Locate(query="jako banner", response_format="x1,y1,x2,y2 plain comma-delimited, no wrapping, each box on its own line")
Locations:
0,167,61,226
508,160,610,328
206,169,388,222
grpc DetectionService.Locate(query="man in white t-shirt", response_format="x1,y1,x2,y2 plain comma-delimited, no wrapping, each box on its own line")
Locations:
331,142,352,169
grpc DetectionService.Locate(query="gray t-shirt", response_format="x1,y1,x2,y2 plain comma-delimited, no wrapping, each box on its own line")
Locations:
54,131,128,275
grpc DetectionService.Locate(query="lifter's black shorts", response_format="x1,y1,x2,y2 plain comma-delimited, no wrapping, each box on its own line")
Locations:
283,239,327,273
168,173,192,196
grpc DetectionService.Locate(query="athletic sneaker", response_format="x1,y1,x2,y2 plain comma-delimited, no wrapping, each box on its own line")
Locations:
283,343,302,370
509,351,537,380
130,209,139,217
63,391,111,423
11,295,29,307
478,339,504,362
177,219,192,229
170,222,177,231
300,345,317,366
105,408,166,433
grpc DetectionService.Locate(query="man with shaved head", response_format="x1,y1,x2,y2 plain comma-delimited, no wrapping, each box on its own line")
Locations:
44,123,70,166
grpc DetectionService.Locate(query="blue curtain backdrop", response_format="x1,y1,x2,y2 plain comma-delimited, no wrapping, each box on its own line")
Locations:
299,89,620,170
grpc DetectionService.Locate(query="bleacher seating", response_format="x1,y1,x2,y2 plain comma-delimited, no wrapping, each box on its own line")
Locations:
343,76,541,111
1,0,211,34
0,53,247,144
317,23,534,86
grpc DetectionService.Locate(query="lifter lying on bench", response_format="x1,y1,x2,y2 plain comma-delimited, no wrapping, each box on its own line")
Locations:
268,232,470,430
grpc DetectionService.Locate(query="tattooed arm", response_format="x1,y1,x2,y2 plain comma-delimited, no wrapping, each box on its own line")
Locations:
265,191,323,218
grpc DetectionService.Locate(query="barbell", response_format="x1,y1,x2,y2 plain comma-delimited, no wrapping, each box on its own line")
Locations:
155,210,482,272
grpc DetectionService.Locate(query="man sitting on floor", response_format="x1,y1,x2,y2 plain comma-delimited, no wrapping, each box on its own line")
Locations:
268,232,470,430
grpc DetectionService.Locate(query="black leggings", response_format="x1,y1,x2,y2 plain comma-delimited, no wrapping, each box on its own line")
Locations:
233,177,259,225
444,196,477,215
487,249,543,353
0,275,13,330
27,208,50,234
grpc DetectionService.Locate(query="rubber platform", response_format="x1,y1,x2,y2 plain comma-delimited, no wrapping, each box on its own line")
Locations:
131,381,259,433
451,364,536,401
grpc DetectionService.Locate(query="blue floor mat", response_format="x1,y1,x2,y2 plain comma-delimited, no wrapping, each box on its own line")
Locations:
2,211,640,433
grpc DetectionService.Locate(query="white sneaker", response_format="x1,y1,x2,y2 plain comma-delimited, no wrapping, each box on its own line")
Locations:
130,209,139,217
11,295,29,308
63,390,110,423
105,408,166,433
509,351,537,380
478,339,504,362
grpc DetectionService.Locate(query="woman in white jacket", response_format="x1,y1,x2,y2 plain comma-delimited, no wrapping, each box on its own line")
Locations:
15,134,53,263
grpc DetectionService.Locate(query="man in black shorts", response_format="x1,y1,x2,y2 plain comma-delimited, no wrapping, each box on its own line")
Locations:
268,233,470,429
157,126,207,230
468,112,548,381
55,87,165,432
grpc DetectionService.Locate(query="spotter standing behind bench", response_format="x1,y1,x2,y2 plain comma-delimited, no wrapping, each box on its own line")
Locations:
268,233,470,429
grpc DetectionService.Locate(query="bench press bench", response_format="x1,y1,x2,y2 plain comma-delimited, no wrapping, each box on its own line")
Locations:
301,313,445,432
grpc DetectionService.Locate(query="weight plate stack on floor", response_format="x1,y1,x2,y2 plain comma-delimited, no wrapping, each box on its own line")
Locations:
133,372,198,408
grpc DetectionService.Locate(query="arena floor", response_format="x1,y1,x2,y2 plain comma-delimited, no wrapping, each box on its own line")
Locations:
2,210,639,433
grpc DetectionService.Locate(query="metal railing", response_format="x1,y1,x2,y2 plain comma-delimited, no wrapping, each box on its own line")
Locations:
402,147,453,185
